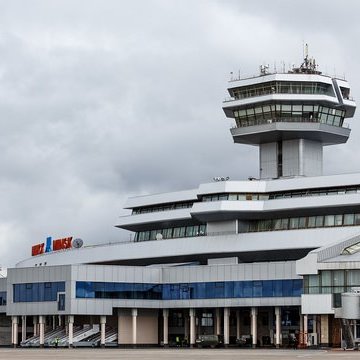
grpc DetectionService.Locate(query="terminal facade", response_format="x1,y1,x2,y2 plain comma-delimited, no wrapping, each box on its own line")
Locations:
1,53,360,348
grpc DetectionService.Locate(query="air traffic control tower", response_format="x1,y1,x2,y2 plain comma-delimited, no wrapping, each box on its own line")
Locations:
222,52,356,179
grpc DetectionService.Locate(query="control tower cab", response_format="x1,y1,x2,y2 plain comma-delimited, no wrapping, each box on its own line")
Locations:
222,51,356,179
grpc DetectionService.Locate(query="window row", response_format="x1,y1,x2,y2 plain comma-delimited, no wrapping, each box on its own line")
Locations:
0,291,6,306
132,201,194,215
134,224,206,242
13,282,65,303
233,104,345,128
304,270,360,295
201,186,360,202
231,81,335,100
76,279,303,300
247,213,360,233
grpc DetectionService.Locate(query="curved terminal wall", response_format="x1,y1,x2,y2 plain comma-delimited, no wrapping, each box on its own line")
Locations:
341,293,360,319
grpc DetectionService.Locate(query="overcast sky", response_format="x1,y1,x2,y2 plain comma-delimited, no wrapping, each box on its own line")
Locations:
0,0,360,267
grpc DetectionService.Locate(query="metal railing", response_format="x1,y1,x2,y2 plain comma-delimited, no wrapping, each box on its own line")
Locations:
231,117,346,129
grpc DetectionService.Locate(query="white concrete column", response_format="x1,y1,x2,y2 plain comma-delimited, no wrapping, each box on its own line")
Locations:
223,307,230,346
131,309,137,346
58,315,62,327
117,311,121,345
251,307,258,348
189,308,196,347
52,315,56,330
313,315,318,346
304,314,308,347
215,308,221,335
12,316,19,347
236,310,241,339
68,315,74,347
163,309,169,346
275,306,281,348
21,315,27,343
100,315,106,347
33,316,38,337
39,315,45,347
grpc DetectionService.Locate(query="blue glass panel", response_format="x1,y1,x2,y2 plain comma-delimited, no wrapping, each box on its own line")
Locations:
253,281,262,297
243,281,253,297
262,280,274,297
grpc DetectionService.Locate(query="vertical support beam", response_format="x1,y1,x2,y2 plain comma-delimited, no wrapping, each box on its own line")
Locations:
215,308,221,335
223,307,230,347
131,309,137,347
100,315,106,347
163,309,169,347
275,306,281,348
12,316,18,348
320,314,329,346
313,315,318,346
39,315,45,347
33,316,38,337
189,308,196,347
52,315,56,330
184,310,189,345
304,314,308,347
117,310,121,346
236,310,241,339
299,312,304,347
21,315,27,343
251,307,258,348
68,315,74,348
58,315,62,328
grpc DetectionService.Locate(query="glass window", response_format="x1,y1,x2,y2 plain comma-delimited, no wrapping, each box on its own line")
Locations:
228,194,238,201
289,218,299,229
335,215,343,226
333,271,345,287
321,271,331,287
348,270,360,286
344,214,355,225
355,214,360,225
324,215,335,227
315,216,324,227
308,217,316,228
298,217,306,228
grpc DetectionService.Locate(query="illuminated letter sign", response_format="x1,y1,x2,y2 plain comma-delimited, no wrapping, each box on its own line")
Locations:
53,237,73,251
32,243,44,256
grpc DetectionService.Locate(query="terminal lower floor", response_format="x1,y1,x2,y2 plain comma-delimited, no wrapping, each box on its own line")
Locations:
7,306,343,348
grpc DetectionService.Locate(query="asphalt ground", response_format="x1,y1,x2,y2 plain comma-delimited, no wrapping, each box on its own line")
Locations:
0,348,357,360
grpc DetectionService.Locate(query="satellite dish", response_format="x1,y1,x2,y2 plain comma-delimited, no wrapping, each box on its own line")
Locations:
156,233,163,240
72,238,84,248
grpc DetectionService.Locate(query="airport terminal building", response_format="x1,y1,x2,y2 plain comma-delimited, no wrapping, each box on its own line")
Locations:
2,54,360,348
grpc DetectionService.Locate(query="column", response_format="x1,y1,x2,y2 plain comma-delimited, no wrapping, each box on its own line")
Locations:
304,314,308,347
189,308,196,347
21,316,27,343
320,314,329,346
132,309,137,347
58,315,62,327
251,307,258,348
33,316,38,337
184,312,189,344
12,316,19,348
313,315,318,346
236,310,241,340
223,307,230,347
117,310,121,346
68,315,74,348
163,309,169,347
100,315,106,347
52,315,56,330
299,313,304,347
39,315,45,347
215,308,221,335
275,307,281,348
